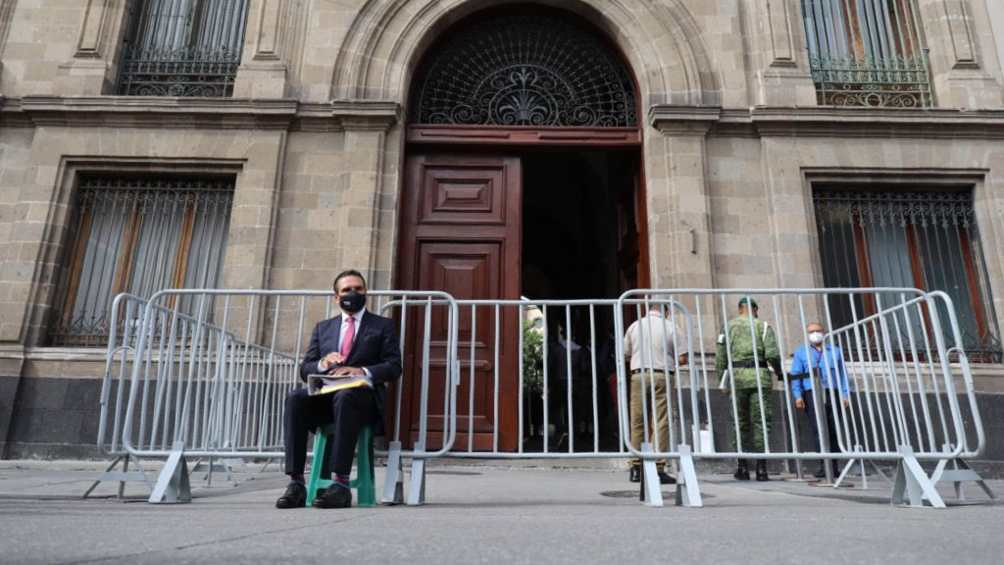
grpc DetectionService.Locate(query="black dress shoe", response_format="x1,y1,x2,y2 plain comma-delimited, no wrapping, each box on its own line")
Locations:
733,460,750,481
275,482,306,509
313,483,352,509
813,467,826,479
629,466,641,483
755,460,769,482
657,471,676,485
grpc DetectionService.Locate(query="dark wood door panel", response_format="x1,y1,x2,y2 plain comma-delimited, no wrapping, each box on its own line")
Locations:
418,164,509,226
397,154,521,452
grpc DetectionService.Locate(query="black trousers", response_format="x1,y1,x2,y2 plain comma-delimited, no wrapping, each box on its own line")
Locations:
283,387,376,477
803,393,840,470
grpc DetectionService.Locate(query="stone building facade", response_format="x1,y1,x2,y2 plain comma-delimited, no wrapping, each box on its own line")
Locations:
1,0,1003,459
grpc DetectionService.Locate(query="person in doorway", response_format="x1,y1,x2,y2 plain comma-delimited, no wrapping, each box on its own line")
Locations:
789,322,850,479
715,297,783,482
623,303,681,485
275,270,401,509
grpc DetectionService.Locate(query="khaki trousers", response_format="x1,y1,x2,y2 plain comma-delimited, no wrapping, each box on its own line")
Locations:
629,371,671,468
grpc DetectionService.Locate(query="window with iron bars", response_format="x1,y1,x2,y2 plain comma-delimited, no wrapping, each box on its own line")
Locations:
801,0,932,107
814,188,1002,362
116,0,250,97
50,175,234,347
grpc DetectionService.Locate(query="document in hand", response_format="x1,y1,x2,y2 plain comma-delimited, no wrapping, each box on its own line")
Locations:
307,374,370,396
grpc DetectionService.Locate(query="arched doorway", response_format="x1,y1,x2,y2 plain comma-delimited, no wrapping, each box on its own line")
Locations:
396,5,646,451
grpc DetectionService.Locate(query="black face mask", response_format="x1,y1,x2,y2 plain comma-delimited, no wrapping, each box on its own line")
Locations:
339,291,366,314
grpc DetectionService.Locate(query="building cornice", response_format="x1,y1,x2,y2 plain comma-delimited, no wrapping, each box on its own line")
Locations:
2,97,1003,139
649,104,1004,139
0,96,402,132
744,106,1004,139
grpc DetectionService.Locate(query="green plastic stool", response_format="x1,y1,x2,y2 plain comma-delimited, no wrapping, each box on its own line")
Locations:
305,424,376,508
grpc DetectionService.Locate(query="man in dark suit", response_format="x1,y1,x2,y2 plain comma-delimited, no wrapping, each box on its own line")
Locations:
275,270,402,509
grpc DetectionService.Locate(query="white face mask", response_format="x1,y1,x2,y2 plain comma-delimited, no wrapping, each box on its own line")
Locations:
808,332,825,345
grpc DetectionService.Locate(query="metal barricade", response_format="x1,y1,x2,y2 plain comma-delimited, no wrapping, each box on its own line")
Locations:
95,287,990,508
84,293,156,498
419,299,630,459
612,288,992,508
106,289,458,503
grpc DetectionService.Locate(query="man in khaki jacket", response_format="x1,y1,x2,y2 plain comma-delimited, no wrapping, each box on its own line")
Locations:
623,304,681,485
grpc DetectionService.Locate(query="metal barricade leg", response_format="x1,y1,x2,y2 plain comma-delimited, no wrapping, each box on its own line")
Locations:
891,445,945,508
930,456,997,501
407,441,427,507
382,440,405,505
639,442,663,507
675,444,703,508
82,454,151,500
148,441,192,504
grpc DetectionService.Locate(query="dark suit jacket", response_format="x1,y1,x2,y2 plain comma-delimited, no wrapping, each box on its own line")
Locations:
299,311,402,427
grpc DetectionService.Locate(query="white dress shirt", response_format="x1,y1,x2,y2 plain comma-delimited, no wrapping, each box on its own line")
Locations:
318,309,372,384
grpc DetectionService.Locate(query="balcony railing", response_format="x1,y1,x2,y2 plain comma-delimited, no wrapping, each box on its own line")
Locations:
802,0,933,108
808,53,932,107
117,46,241,97
115,0,249,98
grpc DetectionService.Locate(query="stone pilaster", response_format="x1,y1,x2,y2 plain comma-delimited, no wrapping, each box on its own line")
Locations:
331,102,400,285
744,0,817,106
54,0,125,95
234,0,310,99
647,106,719,291
0,0,17,78
920,0,1004,108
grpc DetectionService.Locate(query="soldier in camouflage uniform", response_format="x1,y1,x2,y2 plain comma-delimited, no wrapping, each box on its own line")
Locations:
715,298,782,481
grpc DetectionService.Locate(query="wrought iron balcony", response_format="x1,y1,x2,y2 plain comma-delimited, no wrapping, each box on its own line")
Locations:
808,53,932,108
116,46,241,97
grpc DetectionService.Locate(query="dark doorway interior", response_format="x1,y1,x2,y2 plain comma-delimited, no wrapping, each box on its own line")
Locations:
520,148,643,451
521,149,642,301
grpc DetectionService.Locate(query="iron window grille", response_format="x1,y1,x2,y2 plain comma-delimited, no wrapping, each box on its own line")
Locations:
801,0,933,107
50,175,234,347
410,10,637,128
116,0,250,97
814,189,1002,362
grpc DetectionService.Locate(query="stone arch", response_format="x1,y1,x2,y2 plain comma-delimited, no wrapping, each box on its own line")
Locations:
331,0,721,108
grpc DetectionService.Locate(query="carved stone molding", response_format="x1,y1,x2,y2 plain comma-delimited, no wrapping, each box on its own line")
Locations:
648,105,721,135
74,0,113,58
5,98,1003,141
252,0,283,61
765,0,796,67
0,96,405,133
235,0,310,98
0,0,17,72
942,0,980,69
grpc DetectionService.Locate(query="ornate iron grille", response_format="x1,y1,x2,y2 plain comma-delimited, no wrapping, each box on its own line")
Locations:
801,0,932,107
51,176,234,347
814,189,1001,362
410,11,637,127
117,0,250,97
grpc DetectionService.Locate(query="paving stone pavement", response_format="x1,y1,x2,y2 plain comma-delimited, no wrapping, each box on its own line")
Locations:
0,460,1001,564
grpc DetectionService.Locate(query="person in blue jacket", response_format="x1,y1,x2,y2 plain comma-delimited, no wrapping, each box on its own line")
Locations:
789,322,850,479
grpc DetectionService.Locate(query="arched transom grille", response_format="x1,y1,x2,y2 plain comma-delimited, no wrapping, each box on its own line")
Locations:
410,11,638,128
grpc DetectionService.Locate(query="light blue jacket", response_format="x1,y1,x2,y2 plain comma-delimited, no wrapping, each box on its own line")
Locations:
789,343,849,401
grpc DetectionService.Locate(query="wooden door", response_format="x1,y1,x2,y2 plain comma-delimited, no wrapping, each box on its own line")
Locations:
396,154,522,451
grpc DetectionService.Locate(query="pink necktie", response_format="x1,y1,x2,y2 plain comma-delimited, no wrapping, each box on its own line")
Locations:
340,315,355,359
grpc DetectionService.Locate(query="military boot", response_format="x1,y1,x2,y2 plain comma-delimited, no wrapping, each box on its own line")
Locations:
733,459,750,481
755,460,769,482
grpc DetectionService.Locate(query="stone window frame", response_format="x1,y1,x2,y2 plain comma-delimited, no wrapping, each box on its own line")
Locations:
801,167,1002,361
27,157,245,351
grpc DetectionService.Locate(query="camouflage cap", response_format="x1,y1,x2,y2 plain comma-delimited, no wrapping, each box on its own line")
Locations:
737,297,759,309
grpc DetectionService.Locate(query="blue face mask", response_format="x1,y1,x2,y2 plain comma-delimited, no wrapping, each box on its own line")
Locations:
339,291,366,314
